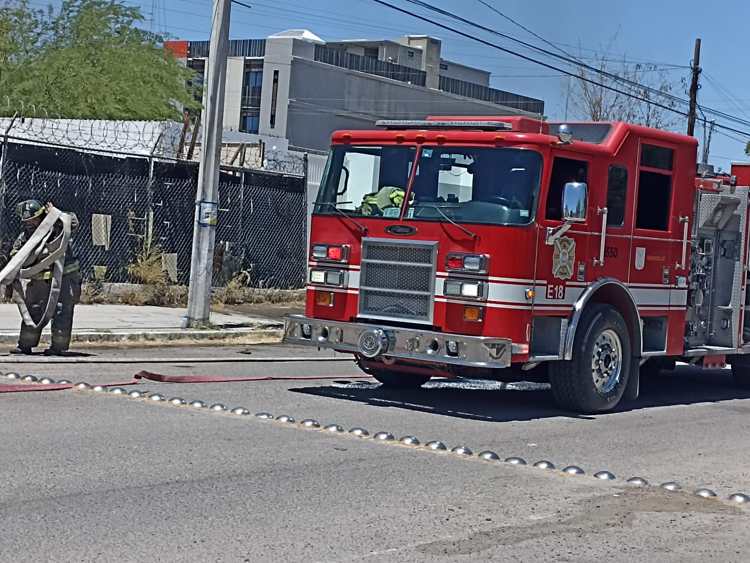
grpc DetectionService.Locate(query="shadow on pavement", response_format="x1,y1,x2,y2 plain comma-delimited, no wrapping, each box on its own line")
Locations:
291,366,750,423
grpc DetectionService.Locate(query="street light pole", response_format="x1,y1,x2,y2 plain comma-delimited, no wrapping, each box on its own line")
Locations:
186,0,231,327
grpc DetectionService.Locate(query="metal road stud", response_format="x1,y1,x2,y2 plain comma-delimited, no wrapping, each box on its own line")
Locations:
40,378,55,385
300,419,320,428
209,404,227,412
276,415,295,424
109,387,127,395
373,432,395,441
57,380,71,385
92,385,106,392
22,375,38,382
425,441,447,451
400,436,421,446
127,390,143,398
505,457,528,466
594,471,616,480
5,373,20,380
626,477,649,486
660,482,681,492
231,407,250,415
562,465,585,475
478,451,500,461
451,446,473,456
349,427,369,437
324,424,345,433
255,412,273,419
728,493,750,504
148,394,165,402
75,382,91,390
169,397,186,406
533,460,555,470
694,488,717,498
190,400,206,408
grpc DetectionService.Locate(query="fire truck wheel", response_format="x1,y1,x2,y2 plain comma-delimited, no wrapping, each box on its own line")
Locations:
729,355,750,389
549,304,631,413
369,369,432,388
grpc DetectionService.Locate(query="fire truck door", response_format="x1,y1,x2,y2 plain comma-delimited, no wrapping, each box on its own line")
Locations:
686,188,749,349
589,164,631,290
535,156,591,312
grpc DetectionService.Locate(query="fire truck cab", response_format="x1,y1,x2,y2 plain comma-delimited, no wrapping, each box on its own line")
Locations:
284,116,750,413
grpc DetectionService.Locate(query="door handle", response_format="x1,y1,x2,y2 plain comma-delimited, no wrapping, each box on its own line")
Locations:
676,215,689,270
593,207,608,266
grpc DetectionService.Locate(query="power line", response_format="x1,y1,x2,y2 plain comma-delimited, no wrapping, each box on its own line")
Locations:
397,0,750,132
230,0,253,9
369,0,750,140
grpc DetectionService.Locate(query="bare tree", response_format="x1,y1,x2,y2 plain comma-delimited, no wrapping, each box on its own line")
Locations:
569,53,683,130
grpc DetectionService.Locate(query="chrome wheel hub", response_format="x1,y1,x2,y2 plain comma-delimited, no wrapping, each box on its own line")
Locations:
591,329,622,393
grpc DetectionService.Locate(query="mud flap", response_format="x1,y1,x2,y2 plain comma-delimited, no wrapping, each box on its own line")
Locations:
623,358,640,401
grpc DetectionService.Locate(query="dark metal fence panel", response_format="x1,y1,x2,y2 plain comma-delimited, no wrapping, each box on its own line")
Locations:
438,75,545,115
0,141,306,288
188,38,266,58
314,45,427,86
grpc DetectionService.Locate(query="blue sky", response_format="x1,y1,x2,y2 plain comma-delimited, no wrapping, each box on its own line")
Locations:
38,0,750,169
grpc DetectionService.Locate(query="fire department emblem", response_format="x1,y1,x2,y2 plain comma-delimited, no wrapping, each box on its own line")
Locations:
552,236,576,280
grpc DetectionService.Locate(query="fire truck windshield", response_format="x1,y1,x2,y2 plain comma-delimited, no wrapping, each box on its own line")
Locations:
315,145,417,219
406,147,542,226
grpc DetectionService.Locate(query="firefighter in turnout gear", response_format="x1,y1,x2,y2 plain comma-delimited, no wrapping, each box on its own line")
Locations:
7,200,82,356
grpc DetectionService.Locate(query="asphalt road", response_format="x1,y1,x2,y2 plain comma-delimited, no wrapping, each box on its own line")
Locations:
2,344,749,561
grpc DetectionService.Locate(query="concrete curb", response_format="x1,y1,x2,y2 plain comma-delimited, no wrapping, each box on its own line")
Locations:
0,322,284,348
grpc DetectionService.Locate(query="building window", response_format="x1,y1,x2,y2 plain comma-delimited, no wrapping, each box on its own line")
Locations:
241,112,260,134
546,157,588,221
439,62,448,71
606,165,628,226
269,69,279,129
244,69,262,88
407,50,415,58
363,47,379,59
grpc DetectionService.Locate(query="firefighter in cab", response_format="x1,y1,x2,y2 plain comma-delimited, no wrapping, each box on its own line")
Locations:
6,200,82,356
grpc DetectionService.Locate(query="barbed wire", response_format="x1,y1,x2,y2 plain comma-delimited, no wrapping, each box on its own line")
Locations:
0,100,184,157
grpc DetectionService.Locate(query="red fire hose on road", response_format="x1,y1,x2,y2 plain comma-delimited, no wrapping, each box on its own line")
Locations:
0,370,369,394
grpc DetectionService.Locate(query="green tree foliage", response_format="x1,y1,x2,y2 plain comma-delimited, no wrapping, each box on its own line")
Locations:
0,0,199,120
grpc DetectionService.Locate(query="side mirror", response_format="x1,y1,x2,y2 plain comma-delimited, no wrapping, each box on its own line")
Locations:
562,181,587,222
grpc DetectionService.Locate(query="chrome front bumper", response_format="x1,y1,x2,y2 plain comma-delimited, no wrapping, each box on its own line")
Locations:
283,315,513,368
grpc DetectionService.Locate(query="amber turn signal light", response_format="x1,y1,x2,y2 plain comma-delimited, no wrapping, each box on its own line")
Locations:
463,305,483,322
314,291,334,307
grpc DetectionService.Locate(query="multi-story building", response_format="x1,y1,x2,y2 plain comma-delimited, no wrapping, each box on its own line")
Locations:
166,30,544,153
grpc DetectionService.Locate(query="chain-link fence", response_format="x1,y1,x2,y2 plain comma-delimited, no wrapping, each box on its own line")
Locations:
0,139,307,289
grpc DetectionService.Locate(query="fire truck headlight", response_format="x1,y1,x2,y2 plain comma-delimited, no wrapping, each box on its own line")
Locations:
310,270,326,284
324,270,343,286
460,282,482,298
445,280,462,296
311,245,328,259
463,255,483,271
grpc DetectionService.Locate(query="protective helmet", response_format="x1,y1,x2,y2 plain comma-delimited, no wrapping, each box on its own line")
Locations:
16,200,45,222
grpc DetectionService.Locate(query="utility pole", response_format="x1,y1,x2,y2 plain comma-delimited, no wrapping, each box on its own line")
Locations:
687,38,702,137
185,0,231,327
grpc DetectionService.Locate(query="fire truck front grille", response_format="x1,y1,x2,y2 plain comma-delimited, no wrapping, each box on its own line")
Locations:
359,239,437,324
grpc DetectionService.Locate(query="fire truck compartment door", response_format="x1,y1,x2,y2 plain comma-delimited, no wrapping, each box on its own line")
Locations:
687,189,749,349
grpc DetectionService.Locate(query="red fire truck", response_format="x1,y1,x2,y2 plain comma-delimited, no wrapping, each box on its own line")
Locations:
284,116,750,413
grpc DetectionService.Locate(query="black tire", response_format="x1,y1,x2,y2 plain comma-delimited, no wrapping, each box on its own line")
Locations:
369,369,431,388
729,355,750,389
548,304,632,413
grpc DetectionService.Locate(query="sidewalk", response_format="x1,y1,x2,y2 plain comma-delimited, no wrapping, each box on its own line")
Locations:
0,304,285,348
